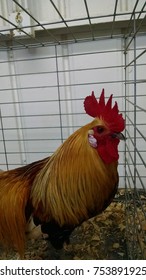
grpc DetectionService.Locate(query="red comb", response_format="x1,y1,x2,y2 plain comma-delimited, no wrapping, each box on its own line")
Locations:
84,89,125,132
83,91,98,117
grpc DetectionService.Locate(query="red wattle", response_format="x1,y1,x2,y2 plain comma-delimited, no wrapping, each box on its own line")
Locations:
97,139,119,164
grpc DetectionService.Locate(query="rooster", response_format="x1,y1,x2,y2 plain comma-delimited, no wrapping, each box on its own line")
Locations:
0,89,125,258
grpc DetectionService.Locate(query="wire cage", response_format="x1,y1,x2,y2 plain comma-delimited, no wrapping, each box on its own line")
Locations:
0,0,146,259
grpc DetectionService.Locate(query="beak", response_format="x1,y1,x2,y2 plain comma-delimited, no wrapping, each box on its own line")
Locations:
112,132,126,141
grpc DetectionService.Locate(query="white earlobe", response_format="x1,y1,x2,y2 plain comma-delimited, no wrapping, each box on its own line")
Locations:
88,134,98,148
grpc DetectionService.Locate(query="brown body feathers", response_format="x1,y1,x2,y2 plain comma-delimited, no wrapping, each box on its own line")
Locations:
0,158,48,257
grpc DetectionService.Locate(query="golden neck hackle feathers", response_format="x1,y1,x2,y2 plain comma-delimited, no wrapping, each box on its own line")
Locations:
31,118,118,226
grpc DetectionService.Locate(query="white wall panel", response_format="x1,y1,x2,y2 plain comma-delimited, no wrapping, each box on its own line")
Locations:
0,35,145,190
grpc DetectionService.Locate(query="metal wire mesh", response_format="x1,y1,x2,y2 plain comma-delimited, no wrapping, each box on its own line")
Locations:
0,0,146,259
0,0,145,50
124,11,146,259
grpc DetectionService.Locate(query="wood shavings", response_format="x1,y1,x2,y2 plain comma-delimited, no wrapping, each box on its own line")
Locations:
113,243,120,249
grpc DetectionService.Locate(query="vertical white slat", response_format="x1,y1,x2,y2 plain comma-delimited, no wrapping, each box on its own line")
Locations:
61,45,74,136
8,50,27,165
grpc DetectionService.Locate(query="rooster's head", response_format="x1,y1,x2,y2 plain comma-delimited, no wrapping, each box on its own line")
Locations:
84,89,125,164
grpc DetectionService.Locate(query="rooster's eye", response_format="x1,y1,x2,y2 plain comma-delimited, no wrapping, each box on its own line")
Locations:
96,126,104,134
